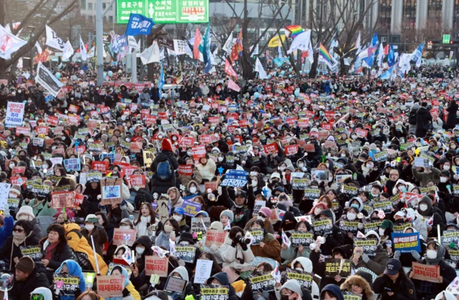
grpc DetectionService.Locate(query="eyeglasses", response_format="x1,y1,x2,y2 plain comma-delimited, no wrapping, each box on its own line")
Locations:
31,294,44,300
13,228,24,233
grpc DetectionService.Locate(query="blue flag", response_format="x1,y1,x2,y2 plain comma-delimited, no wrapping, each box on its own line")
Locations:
158,62,165,98
125,14,154,36
379,65,394,80
388,45,395,67
371,33,379,47
200,24,211,73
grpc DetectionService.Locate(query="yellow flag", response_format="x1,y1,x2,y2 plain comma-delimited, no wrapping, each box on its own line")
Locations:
268,35,286,47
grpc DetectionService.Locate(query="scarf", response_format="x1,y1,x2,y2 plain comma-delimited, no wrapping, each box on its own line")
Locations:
12,231,31,247
44,239,59,260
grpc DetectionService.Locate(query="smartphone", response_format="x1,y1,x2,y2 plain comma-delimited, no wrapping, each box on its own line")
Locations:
384,287,392,292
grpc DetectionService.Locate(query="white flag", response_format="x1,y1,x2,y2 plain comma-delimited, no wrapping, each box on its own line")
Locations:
173,39,192,57
255,57,268,79
0,25,27,60
87,46,95,58
45,25,65,52
159,48,165,61
35,42,42,54
251,44,259,56
62,40,74,60
139,41,160,64
287,30,311,54
80,36,87,61
128,36,139,53
355,32,361,52
377,42,384,67
223,32,234,53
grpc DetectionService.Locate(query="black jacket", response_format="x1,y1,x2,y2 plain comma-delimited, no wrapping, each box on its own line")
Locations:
9,268,50,300
0,234,40,271
446,100,458,129
415,107,432,138
150,150,179,194
411,260,456,299
372,274,416,300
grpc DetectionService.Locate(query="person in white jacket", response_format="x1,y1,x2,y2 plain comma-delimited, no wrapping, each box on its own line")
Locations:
219,226,254,271
290,257,320,300
196,155,216,182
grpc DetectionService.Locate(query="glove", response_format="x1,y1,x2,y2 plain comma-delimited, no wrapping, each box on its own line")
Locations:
231,236,240,248
97,195,101,200
394,250,401,260
362,253,370,263
3,210,10,218
411,250,421,261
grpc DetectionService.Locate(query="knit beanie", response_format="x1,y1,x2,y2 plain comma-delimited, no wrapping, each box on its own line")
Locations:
220,210,234,223
16,256,35,274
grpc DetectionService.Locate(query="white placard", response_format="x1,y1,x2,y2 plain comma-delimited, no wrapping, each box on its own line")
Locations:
193,259,213,284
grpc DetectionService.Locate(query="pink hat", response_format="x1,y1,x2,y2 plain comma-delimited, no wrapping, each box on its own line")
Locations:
259,207,272,218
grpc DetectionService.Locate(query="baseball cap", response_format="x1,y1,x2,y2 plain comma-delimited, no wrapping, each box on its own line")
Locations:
384,258,401,275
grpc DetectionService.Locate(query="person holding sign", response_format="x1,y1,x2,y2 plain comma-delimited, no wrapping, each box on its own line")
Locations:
246,219,281,263
206,272,239,300
155,218,180,251
351,231,389,275
278,279,311,300
340,275,375,300
54,260,86,300
166,266,195,300
281,220,313,265
372,259,416,300
409,241,456,300
108,266,141,300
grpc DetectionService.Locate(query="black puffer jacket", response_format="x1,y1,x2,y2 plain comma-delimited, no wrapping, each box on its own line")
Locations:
132,235,153,273
150,146,179,194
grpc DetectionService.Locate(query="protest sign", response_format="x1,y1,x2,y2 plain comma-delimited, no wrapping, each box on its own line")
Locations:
292,178,308,190
12,166,26,177
341,185,358,196
191,217,210,234
442,231,459,247
393,222,412,233
252,200,266,217
205,229,226,247
96,275,124,298
249,230,264,245
263,143,278,154
339,221,359,234
156,199,170,223
313,218,333,235
220,170,248,187
391,232,421,253
113,228,137,246
249,274,276,292
304,188,321,199
20,245,42,261
32,184,51,197
181,199,202,217
145,255,168,276
64,158,81,172
411,262,441,283
0,183,12,211
285,144,299,156
324,259,351,277
51,191,76,209
7,198,19,211
290,232,314,247
35,62,63,97
200,286,229,300
129,174,146,188
343,293,362,300
192,145,206,160
174,246,196,263
6,102,25,127
194,259,213,284
285,269,313,289
178,165,193,176
92,161,109,172
354,238,378,257
53,274,80,296
100,178,122,205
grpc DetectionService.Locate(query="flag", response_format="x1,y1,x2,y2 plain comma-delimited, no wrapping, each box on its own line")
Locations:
371,33,379,47
228,79,241,92
139,41,160,64
80,36,87,61
319,43,336,69
379,65,394,80
223,32,234,53
35,62,63,97
388,45,395,67
125,14,154,36
251,44,259,56
287,30,311,54
271,266,281,283
255,57,268,79
281,230,291,247
33,48,51,64
285,25,304,38
230,30,242,62
411,44,424,67
0,24,27,60
268,35,286,47
45,25,65,52
177,61,183,84
199,23,211,73
122,249,133,265
159,48,165,61
355,32,361,52
173,39,192,57
193,26,202,60
128,36,140,53
377,42,384,67
62,40,74,60
278,41,283,58
224,59,238,78
35,41,42,54
158,62,165,98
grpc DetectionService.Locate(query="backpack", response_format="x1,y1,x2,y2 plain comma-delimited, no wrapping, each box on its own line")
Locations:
156,158,172,181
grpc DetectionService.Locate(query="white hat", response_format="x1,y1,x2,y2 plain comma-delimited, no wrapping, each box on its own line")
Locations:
17,206,35,220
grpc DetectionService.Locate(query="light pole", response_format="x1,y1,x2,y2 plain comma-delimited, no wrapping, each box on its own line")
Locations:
96,0,116,86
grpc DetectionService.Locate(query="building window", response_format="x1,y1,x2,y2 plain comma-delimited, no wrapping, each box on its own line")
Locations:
103,3,106,9
81,0,86,9
88,2,93,10
108,16,113,23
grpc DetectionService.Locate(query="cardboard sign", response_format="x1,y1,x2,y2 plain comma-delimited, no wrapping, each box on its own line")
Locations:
145,255,168,277
290,232,314,247
174,246,196,263
263,143,278,155
191,217,211,234
6,102,25,127
324,259,351,277
100,178,123,206
92,161,109,172
249,274,276,293
143,150,155,168
129,174,146,188
411,262,441,283
51,191,76,209
205,229,226,247
284,144,299,156
192,145,206,160
113,228,137,246
178,165,193,176
96,275,124,298
249,230,264,245
391,232,421,253
220,170,248,187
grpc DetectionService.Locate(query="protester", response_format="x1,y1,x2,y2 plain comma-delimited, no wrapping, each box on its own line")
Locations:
9,257,49,300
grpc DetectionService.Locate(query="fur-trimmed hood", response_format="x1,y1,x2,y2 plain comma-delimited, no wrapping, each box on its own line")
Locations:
340,275,376,300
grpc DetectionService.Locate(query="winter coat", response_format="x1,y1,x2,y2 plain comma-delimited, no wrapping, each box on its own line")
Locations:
80,225,108,256
446,100,458,129
0,216,14,248
412,167,441,187
132,236,153,273
196,159,216,181
280,240,311,265
150,151,179,194
411,259,456,300
249,232,281,263
220,235,255,271
341,275,376,300
372,274,416,300
351,245,390,275
155,231,171,250
9,267,50,300
415,107,432,138
0,232,39,271
54,260,86,300
64,223,108,274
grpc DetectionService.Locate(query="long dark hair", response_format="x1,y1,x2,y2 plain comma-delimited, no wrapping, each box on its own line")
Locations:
135,202,156,225
40,224,68,252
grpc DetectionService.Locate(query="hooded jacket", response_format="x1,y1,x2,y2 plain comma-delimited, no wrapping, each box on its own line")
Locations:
168,266,195,300
150,139,179,194
290,257,320,300
107,266,140,300
417,197,446,236
321,284,344,300
132,236,153,273
220,234,255,270
207,272,238,300
30,287,53,300
372,271,416,300
54,260,86,300
244,218,281,263
341,275,375,300
168,187,184,208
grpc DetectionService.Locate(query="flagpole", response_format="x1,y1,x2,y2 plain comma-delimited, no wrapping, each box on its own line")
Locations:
96,0,104,86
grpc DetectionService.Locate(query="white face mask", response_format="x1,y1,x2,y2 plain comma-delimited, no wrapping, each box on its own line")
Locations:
190,187,197,193
444,165,451,171
164,224,173,233
135,247,145,254
120,225,131,229
257,216,266,222
426,249,437,259
341,153,346,157
218,157,224,162
419,204,428,211
295,268,303,272
173,215,182,222
85,224,95,231
314,208,322,215
298,162,304,168
9,164,14,169
252,180,258,187
379,228,385,236
279,166,286,172
440,177,447,183
347,212,356,221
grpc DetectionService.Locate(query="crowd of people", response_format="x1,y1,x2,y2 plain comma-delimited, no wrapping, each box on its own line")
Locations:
0,64,459,300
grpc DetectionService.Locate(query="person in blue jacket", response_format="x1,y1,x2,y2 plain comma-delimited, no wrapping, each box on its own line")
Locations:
0,211,14,248
54,259,86,300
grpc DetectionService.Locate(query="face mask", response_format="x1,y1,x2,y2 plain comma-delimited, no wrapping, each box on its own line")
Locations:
120,225,131,229
314,208,322,215
164,224,173,233
440,177,447,183
187,151,193,156
279,166,286,172
341,153,346,157
347,212,356,221
379,228,385,236
444,165,451,171
190,187,197,193
218,157,224,162
85,224,94,231
43,164,48,169
252,180,258,187
295,268,303,272
367,164,374,169
257,216,266,222
9,164,14,169
398,186,407,192
173,215,182,222
351,135,357,139
13,231,25,238
426,249,437,259
325,163,329,167
136,247,145,254
419,204,428,211
452,145,457,150
350,204,359,210
298,162,304,168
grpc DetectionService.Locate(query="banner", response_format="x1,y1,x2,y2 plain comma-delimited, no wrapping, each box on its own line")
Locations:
113,228,137,246
45,25,65,51
125,14,154,36
100,178,122,205
284,269,313,289
35,62,63,97
411,262,441,283
220,170,248,187
5,102,25,127
96,275,124,298
391,232,421,253
51,191,76,209
0,24,27,59
324,259,351,277
201,286,229,300
145,255,168,276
